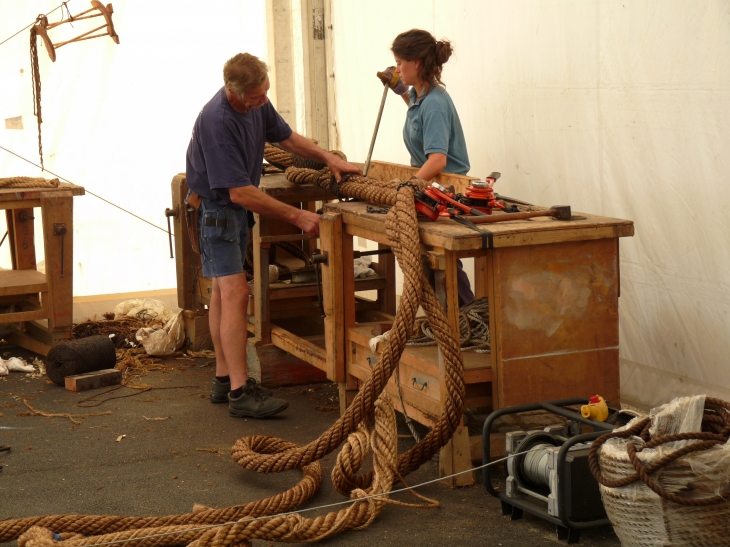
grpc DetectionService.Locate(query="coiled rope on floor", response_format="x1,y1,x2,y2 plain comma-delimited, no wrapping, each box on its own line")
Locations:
4,153,466,547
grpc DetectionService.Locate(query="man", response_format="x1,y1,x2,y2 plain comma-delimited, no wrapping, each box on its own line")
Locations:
185,53,361,419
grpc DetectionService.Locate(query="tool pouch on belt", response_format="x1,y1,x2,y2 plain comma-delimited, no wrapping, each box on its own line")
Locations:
184,190,201,253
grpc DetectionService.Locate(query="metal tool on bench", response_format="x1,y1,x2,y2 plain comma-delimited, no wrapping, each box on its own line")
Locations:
414,182,489,221
483,398,632,544
459,172,507,214
467,204,572,224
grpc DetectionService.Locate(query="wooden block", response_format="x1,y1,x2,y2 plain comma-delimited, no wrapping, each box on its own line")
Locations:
65,369,121,392
469,433,506,463
183,311,212,351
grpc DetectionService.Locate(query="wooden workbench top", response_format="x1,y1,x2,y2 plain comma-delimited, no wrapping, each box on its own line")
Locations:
0,182,85,202
323,200,634,252
259,172,331,202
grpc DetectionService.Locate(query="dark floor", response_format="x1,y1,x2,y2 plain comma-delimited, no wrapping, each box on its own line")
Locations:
0,344,620,547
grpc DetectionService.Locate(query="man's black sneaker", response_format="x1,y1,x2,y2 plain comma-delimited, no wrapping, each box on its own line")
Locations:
228,378,288,418
210,378,230,404
211,377,273,403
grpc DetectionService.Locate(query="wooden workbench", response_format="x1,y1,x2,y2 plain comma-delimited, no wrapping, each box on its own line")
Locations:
170,171,390,386
319,187,634,486
0,182,84,354
170,163,634,486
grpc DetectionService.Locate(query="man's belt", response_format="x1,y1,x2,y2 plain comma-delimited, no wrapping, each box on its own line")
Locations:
203,217,228,228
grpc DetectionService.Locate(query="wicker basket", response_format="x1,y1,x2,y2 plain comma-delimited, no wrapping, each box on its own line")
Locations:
597,397,730,546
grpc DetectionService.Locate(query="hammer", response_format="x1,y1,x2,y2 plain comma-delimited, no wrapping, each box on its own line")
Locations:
466,205,572,225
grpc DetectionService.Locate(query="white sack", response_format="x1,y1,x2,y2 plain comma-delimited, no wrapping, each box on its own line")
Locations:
135,311,185,356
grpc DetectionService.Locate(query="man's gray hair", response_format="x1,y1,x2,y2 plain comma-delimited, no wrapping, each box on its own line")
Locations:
223,53,268,96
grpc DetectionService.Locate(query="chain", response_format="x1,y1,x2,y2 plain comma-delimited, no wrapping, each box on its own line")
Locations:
30,20,44,170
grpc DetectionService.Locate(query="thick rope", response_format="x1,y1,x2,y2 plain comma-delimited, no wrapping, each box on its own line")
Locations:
16,395,436,547
263,143,292,169
0,176,60,188
589,397,730,506
2,161,465,546
2,440,323,542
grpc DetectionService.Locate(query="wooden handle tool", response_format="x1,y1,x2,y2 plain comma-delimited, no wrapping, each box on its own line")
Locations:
466,205,572,225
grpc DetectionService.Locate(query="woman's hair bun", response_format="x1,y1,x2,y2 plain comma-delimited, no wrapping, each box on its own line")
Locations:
434,40,453,64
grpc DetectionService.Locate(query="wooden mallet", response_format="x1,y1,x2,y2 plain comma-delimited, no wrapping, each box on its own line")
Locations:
466,205,572,225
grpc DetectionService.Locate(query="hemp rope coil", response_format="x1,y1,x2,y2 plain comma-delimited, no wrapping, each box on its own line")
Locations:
3,154,465,547
589,396,730,506
45,335,117,386
0,176,59,188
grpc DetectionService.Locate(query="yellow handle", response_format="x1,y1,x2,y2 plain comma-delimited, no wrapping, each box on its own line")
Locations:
581,395,609,422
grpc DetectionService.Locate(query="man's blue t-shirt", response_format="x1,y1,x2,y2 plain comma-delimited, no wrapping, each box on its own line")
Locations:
403,86,470,175
185,87,293,208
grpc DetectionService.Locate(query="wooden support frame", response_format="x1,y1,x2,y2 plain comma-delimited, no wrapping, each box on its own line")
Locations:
34,1,120,62
0,184,84,355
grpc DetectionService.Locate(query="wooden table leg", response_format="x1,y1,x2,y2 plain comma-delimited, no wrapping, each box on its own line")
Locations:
41,191,73,332
372,242,396,315
340,228,359,413
434,250,474,487
253,214,271,344
321,212,344,382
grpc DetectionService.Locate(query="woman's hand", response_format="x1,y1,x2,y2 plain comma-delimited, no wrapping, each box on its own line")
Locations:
377,67,408,95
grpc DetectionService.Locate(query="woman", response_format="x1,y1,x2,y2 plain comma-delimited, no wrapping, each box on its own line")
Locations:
378,28,474,305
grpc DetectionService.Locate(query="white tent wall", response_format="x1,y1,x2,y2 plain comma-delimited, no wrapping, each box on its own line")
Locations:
329,0,730,409
1,1,728,411
0,0,268,296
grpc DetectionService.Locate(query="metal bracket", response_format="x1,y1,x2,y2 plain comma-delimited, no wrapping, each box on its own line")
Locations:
54,223,67,277
164,207,178,259
312,251,329,317
412,376,429,391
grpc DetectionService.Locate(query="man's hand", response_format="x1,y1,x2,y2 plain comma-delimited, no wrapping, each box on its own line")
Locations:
279,132,362,182
377,67,408,95
295,210,320,238
326,153,362,183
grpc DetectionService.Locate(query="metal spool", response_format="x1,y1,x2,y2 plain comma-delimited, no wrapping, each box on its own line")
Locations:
522,443,555,487
512,432,562,492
